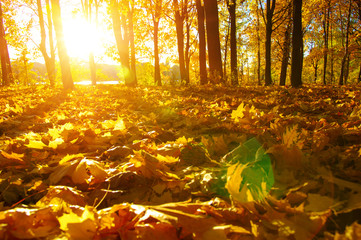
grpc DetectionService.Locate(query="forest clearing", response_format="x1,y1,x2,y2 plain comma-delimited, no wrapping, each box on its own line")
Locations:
0,84,360,239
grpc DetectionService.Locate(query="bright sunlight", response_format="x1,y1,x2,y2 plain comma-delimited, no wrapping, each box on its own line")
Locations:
63,16,103,60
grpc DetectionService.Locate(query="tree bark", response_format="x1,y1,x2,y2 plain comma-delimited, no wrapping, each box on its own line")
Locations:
195,0,207,84
279,7,291,86
338,0,352,85
265,0,275,86
128,1,137,85
322,0,330,85
46,0,56,85
227,0,238,86
173,0,187,84
256,6,261,85
0,1,9,86
204,0,223,83
37,0,56,87
290,0,303,88
153,0,162,86
51,0,74,90
110,0,132,85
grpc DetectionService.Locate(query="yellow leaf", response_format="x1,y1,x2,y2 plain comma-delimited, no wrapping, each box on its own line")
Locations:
231,102,245,121
225,163,253,202
59,153,84,165
114,116,126,131
58,206,97,240
26,140,47,149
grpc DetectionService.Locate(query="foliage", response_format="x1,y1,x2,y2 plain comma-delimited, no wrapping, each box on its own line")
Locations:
0,84,360,238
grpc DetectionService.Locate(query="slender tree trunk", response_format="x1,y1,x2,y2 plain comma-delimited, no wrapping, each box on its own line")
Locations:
256,6,261,85
290,0,303,88
338,0,352,86
185,5,190,84
110,0,131,84
204,0,223,83
330,17,334,84
279,8,291,86
154,19,161,86
51,0,73,89
322,0,330,85
265,0,275,86
0,1,9,86
313,59,318,83
358,63,361,83
223,21,229,83
129,1,137,85
38,0,56,87
228,0,238,85
196,0,207,84
46,0,56,85
173,0,186,84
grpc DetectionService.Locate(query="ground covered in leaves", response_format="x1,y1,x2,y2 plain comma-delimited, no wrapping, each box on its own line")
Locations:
0,84,361,239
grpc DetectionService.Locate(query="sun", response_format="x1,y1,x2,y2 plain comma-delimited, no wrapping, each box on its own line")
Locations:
62,16,102,60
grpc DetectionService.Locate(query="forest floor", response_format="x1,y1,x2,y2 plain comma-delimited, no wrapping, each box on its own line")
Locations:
0,84,361,239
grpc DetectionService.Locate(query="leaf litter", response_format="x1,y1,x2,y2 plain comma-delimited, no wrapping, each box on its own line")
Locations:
0,84,360,239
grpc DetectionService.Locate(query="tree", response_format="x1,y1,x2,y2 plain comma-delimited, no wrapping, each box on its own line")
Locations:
226,0,238,86
279,4,291,86
322,0,331,85
338,0,352,85
204,0,223,83
128,0,137,85
0,0,13,86
51,0,74,89
109,0,132,85
37,0,56,87
290,0,302,88
195,0,207,84
173,0,187,84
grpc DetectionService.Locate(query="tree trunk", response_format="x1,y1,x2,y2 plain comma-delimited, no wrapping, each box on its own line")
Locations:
313,59,318,83
46,0,56,85
290,0,303,88
223,22,229,83
173,0,186,84
38,0,56,87
228,0,238,86
154,18,161,86
0,1,9,86
185,4,190,84
322,0,330,85
265,0,275,86
279,8,291,86
128,1,137,85
51,0,74,90
196,0,207,84
256,6,261,85
358,63,361,83
204,0,223,83
338,0,352,86
110,0,131,84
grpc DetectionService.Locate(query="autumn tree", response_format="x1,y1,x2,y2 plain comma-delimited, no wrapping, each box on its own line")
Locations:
173,0,187,84
195,0,207,84
110,0,137,86
290,0,302,87
226,0,238,85
0,0,13,86
338,0,352,85
204,0,223,83
37,0,56,87
279,3,291,86
51,0,74,89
